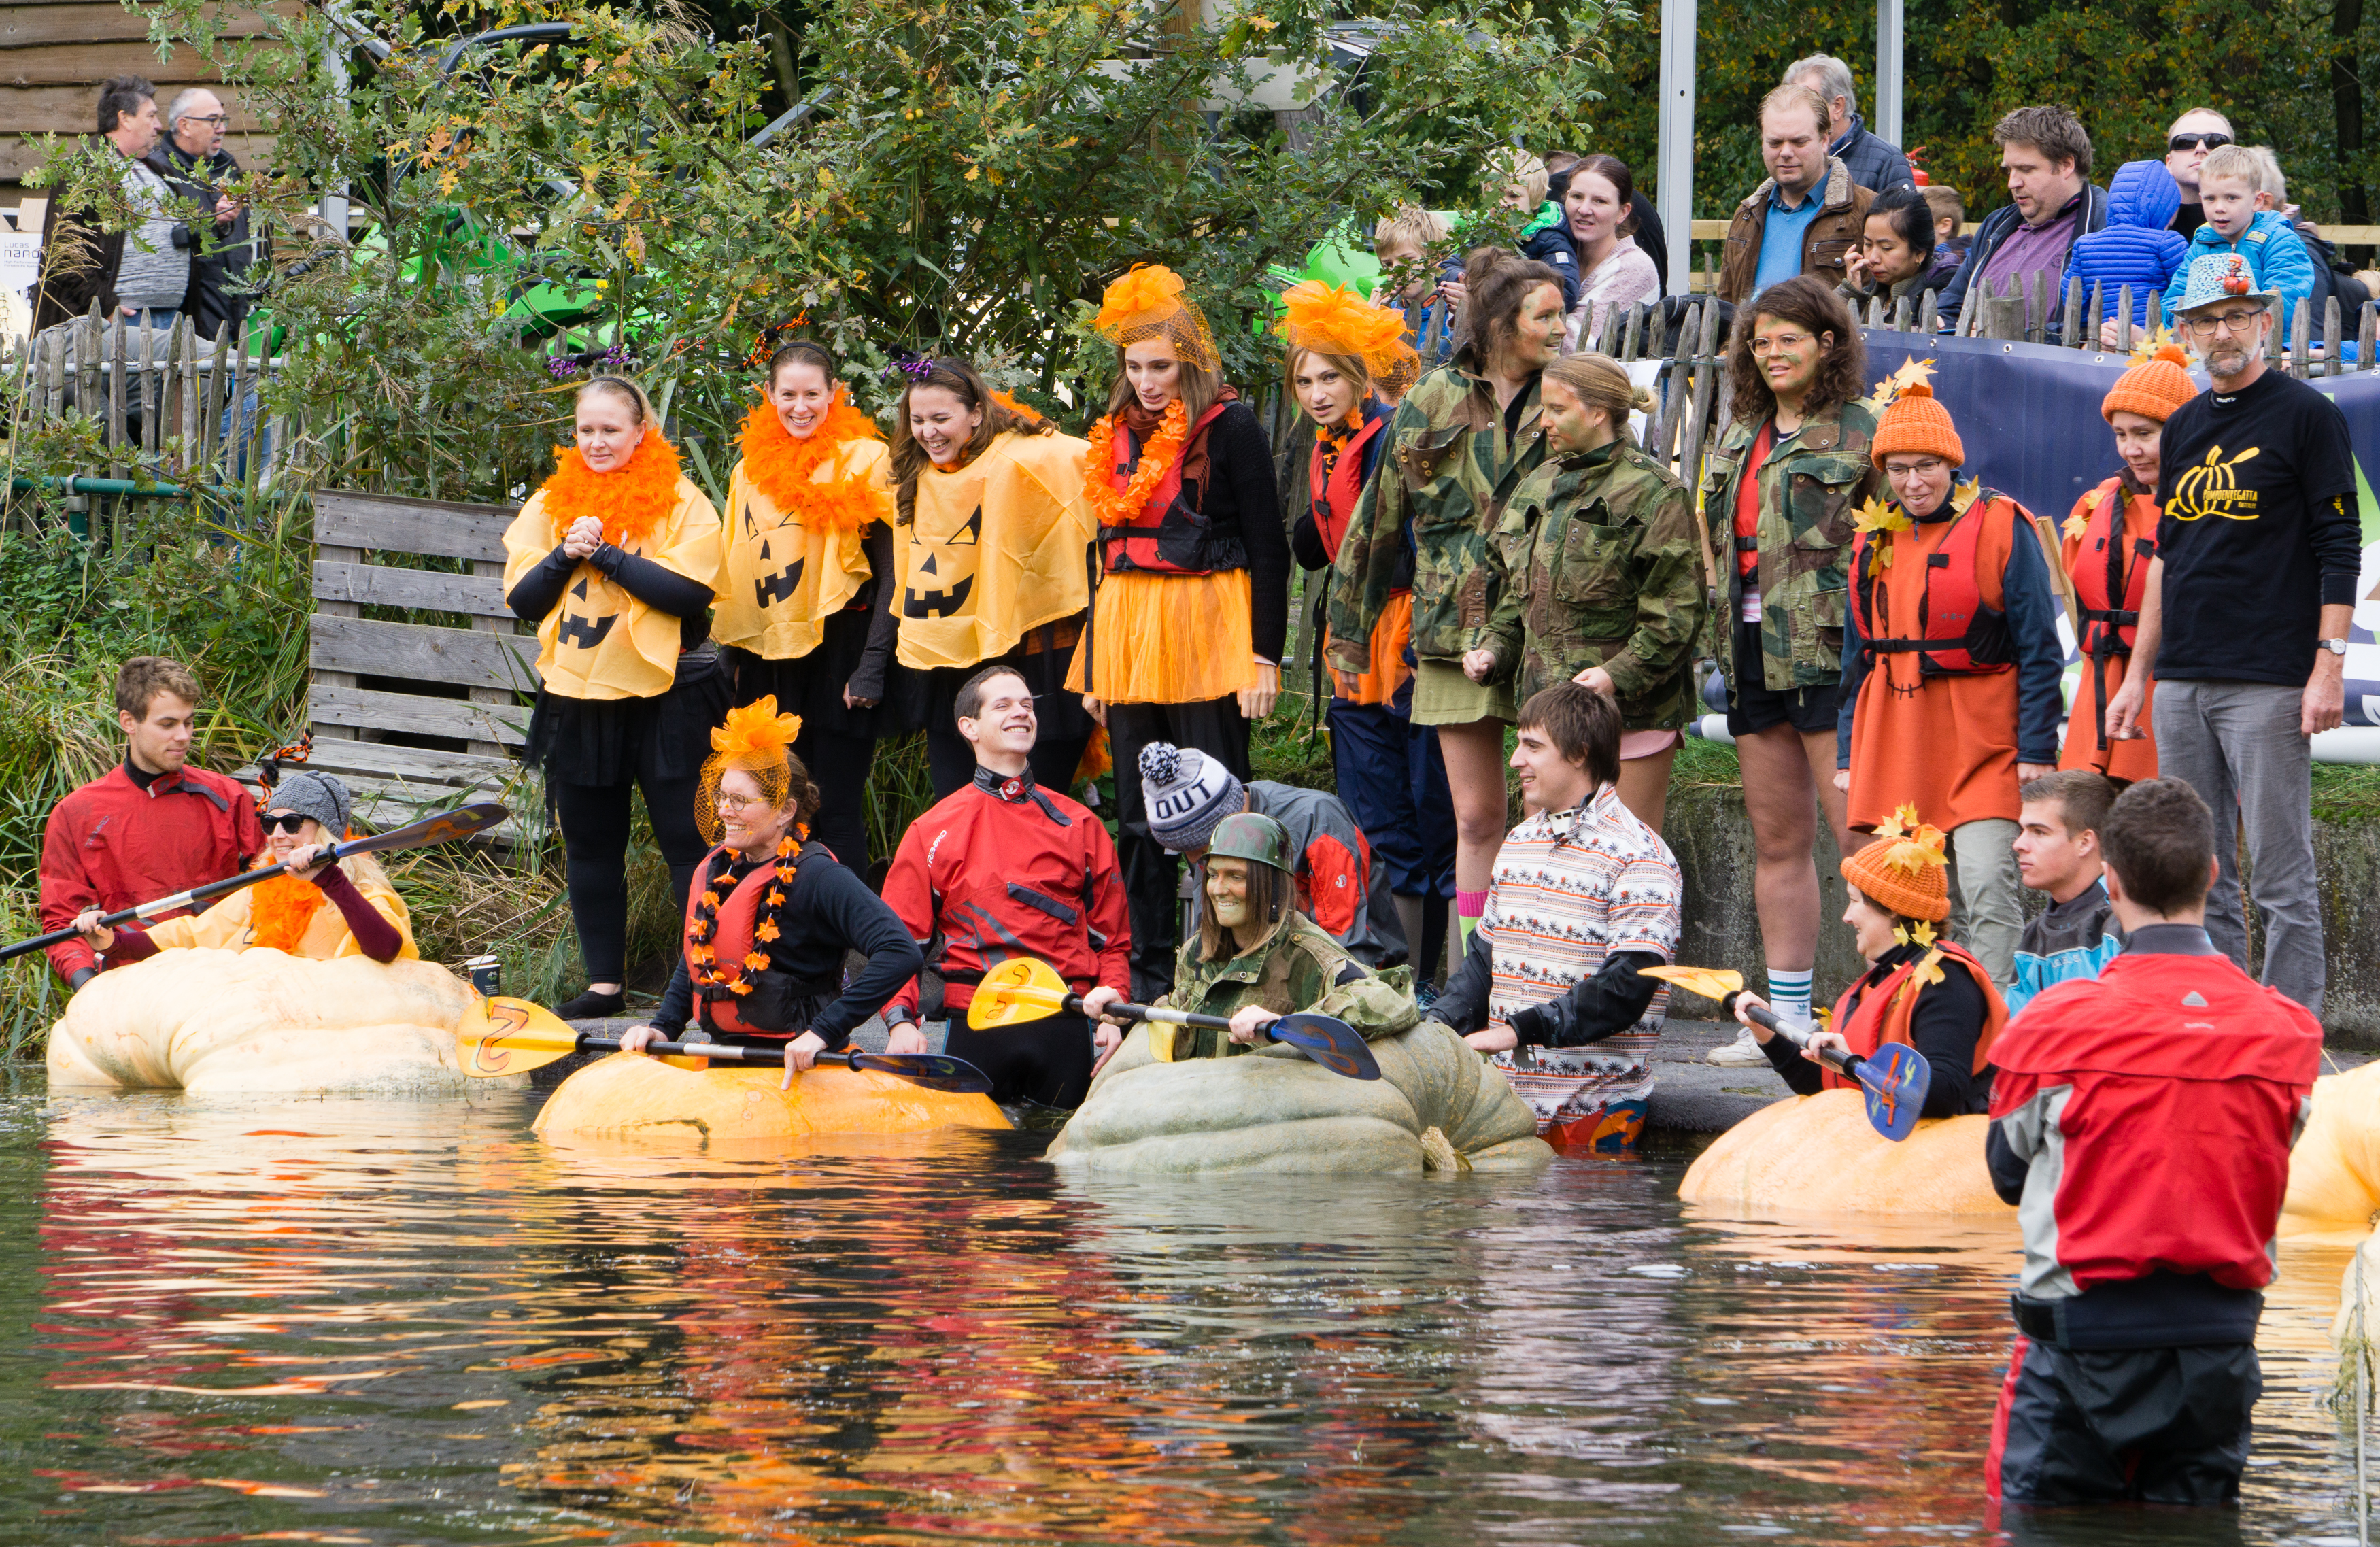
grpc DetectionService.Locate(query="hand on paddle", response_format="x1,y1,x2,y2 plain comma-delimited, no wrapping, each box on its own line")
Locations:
617,1024,826,1086
71,907,115,953
1733,991,1846,1067
883,1021,930,1057
1227,1006,1279,1046
280,843,334,881
1081,985,1127,1072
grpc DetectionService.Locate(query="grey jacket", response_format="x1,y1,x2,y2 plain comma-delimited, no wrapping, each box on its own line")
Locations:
111,156,189,313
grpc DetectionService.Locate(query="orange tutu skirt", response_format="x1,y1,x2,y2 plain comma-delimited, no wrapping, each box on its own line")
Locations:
1066,568,1256,705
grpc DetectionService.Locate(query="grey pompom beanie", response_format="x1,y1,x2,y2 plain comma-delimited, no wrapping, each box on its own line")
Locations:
1138,741,1244,854
266,770,354,838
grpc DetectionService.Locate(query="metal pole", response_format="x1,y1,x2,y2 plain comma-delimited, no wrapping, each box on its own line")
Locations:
1875,0,1904,149
318,29,352,238
1656,0,1697,297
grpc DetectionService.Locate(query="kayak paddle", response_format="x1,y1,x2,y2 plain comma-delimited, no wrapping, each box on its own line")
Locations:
5,800,511,965
456,995,994,1093
1640,964,1933,1142
968,957,1381,1081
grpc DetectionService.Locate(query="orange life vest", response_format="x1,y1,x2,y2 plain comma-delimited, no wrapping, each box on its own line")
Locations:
2071,479,2154,660
1098,401,1236,576
1822,939,2007,1093
680,842,834,1040
1308,413,1389,564
1851,494,2016,678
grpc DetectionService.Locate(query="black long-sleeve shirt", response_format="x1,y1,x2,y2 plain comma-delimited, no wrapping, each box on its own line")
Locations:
651,847,922,1047
506,541,713,651
1182,402,1292,663
1434,930,1661,1047
1763,942,1992,1117
844,521,902,704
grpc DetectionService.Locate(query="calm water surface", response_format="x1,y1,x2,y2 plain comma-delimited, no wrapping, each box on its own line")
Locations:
0,1078,2368,1546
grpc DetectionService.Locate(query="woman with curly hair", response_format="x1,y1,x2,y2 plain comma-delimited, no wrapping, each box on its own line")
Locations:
1699,275,1880,1065
887,356,1097,798
503,374,726,1021
617,698,921,1076
715,340,909,872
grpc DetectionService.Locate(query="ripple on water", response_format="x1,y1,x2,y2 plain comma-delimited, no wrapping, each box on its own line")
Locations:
0,1088,2363,1546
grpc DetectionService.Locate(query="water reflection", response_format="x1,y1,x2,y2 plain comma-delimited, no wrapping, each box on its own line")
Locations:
0,1093,2366,1545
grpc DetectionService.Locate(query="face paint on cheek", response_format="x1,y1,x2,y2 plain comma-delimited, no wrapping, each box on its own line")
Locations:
1207,870,1250,928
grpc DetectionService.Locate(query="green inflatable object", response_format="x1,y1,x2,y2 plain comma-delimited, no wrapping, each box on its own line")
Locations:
1259,210,1467,323
1046,1018,1554,1174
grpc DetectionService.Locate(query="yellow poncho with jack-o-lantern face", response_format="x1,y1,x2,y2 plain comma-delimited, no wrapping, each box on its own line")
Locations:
502,435,723,702
894,428,1095,672
715,398,895,662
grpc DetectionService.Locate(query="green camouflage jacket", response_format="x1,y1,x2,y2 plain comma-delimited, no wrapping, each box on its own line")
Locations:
1482,440,1706,728
1155,913,1419,1061
1701,397,1883,694
1326,350,1548,673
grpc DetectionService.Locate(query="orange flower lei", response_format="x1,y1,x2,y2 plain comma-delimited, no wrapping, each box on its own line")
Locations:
687,833,803,998
738,391,884,534
1082,397,1189,527
539,430,685,549
248,869,328,953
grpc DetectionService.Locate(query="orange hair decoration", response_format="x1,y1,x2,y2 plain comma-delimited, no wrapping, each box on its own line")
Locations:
1279,280,1421,396
1092,264,1221,373
712,696,803,765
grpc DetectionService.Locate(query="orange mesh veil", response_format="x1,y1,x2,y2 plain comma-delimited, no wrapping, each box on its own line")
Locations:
696,696,803,844
1093,264,1221,373
1279,280,1421,399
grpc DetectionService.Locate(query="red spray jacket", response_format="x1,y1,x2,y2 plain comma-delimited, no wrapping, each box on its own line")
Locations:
39,763,268,981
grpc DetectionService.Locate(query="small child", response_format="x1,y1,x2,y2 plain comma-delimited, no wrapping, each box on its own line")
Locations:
1486,148,1580,313
1922,184,1968,267
2161,143,2317,334
1374,204,1462,364
2006,770,2122,1016
2062,160,2189,340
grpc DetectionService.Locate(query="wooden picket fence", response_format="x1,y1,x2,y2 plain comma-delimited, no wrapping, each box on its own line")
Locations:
6,298,280,487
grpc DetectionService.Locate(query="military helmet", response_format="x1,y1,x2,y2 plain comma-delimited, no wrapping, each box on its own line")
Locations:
1204,812,1294,875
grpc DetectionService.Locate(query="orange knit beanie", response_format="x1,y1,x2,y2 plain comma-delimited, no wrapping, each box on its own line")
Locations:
1869,381,1965,469
1841,806,1952,922
2101,341,2197,424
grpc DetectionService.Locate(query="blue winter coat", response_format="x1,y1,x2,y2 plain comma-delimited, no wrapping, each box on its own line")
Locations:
2060,161,2189,328
1518,202,1582,313
2161,209,2319,333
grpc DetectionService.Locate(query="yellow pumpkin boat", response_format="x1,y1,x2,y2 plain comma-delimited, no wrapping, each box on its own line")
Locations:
532,1052,1009,1146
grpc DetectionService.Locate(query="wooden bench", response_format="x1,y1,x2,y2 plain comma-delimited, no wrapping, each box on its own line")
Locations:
301,490,539,836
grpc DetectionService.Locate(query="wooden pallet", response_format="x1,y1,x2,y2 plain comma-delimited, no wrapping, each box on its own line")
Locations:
296,490,539,839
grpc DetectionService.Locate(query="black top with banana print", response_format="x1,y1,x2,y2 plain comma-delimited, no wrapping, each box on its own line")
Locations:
2155,369,2363,687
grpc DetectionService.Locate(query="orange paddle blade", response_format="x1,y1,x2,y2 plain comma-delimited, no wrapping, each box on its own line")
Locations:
967,957,1072,1030
456,995,581,1078
1639,964,1745,1001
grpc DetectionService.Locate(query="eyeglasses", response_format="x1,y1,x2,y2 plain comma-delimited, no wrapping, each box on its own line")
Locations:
715,792,770,813
2183,308,2266,336
1884,459,1948,481
1748,332,1812,356
182,113,231,126
2168,132,2232,153
262,813,313,834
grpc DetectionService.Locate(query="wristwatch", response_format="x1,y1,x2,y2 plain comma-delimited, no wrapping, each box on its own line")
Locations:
2322,637,2351,656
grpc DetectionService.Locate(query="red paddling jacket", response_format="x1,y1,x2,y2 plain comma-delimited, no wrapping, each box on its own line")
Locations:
39,760,268,983
1760,938,2003,1116
881,766,1132,1022
1986,925,2320,1348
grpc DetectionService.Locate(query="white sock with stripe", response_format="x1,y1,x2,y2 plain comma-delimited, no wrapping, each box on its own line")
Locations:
1765,968,1814,1023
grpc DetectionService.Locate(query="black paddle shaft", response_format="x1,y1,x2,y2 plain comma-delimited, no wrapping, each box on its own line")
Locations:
1721,991,1861,1081
1059,991,1234,1032
0,800,508,966
579,1034,867,1068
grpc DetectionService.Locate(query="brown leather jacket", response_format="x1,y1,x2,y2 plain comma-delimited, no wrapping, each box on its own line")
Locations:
1716,157,1875,304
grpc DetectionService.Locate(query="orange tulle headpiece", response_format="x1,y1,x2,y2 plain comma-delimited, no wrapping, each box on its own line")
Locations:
1093,264,1220,373
539,430,684,550
697,696,804,844
1280,280,1421,398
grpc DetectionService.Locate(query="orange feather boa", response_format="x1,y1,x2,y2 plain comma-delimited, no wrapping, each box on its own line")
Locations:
247,870,328,953
737,393,883,535
539,431,685,549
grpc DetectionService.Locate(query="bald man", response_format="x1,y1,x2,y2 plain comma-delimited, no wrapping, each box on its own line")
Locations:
146,87,256,341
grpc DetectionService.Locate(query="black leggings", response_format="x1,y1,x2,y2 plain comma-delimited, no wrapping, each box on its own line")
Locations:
549,770,709,983
1106,696,1251,1002
794,723,878,874
943,1014,1097,1110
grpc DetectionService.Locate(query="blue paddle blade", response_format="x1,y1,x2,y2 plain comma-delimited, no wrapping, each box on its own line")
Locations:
1856,1042,1932,1142
849,1052,996,1095
1268,1013,1382,1081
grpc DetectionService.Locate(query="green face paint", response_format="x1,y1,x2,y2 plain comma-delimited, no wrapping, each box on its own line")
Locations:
1206,857,1251,930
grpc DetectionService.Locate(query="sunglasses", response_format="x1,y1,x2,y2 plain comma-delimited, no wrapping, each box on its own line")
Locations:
262,812,315,834
2169,132,2232,152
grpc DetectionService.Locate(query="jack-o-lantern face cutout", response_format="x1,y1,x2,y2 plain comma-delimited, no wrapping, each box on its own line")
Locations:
557,576,618,649
752,536,806,610
904,505,982,619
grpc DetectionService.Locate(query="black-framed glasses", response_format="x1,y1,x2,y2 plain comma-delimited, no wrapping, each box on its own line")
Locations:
184,112,231,126
261,812,312,834
2169,132,2232,152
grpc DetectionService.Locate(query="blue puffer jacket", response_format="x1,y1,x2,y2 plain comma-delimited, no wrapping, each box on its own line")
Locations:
2161,208,2320,333
2060,161,2190,328
1517,201,1582,313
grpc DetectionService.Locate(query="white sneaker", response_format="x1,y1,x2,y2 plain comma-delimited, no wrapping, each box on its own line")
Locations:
1705,1027,1770,1066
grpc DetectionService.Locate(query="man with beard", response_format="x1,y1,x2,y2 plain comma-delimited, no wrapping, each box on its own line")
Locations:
2106,253,2362,1016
